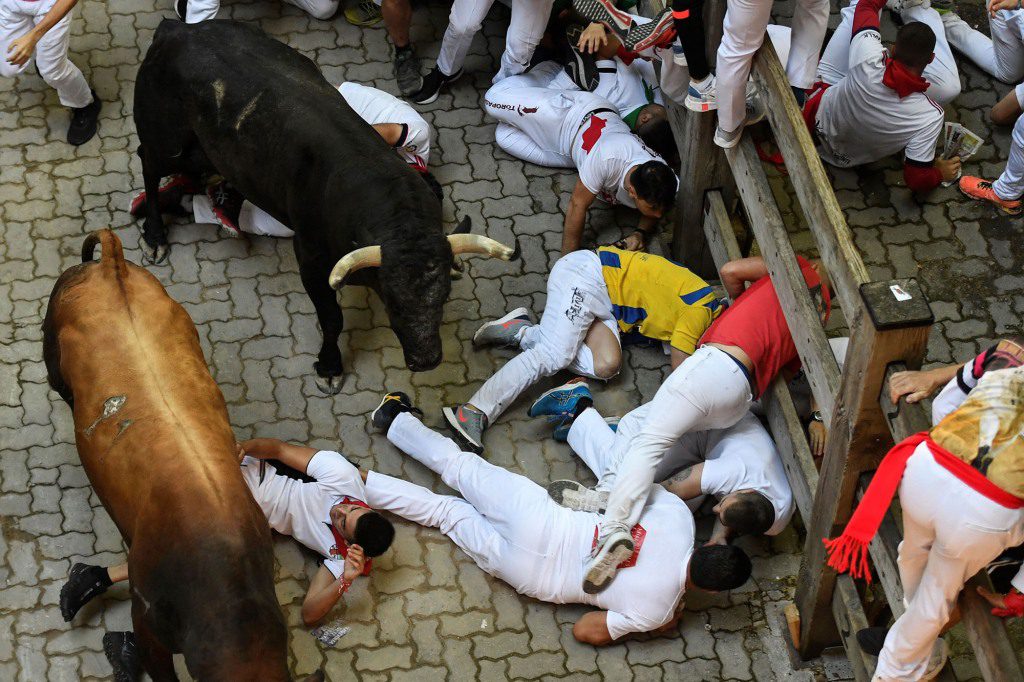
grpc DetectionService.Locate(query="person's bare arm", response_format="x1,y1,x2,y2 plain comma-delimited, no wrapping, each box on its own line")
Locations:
301,546,366,626
661,463,703,501
888,364,960,404
563,180,596,254
573,611,615,645
669,347,690,370
371,123,405,147
240,438,318,474
6,0,80,66
720,257,768,300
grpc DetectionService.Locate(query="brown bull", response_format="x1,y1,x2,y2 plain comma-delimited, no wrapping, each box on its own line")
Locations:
42,229,323,681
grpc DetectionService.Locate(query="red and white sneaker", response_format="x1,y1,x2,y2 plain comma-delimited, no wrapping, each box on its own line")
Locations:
128,174,198,217
625,10,676,53
205,181,245,237
959,176,1022,215
572,0,635,41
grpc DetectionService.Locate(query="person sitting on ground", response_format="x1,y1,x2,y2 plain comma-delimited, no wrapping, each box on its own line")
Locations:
129,80,439,237
533,254,830,593
550,404,795,543
802,0,962,193
483,69,677,254
442,244,721,453
1,0,101,145
370,392,753,645
940,0,1024,126
59,438,395,628
826,341,1024,680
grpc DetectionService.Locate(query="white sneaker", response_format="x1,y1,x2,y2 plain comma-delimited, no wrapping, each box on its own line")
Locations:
713,89,766,149
548,480,609,513
583,528,634,594
684,75,717,113
920,639,949,681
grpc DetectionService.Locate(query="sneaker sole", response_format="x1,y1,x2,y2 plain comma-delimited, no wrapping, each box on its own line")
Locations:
573,0,633,38
472,306,531,347
527,381,587,418
442,407,484,454
583,538,634,594
958,187,1022,215
683,95,718,112
548,480,607,513
547,479,585,505
625,13,674,52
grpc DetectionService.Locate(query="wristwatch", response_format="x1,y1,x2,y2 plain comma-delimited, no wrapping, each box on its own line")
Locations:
811,411,823,423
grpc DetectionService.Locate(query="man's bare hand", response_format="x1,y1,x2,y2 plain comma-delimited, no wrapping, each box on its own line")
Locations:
935,156,962,182
6,33,38,66
989,0,1020,17
342,545,366,582
236,443,246,463
808,421,827,458
613,230,647,252
578,22,609,53
889,370,942,405
978,586,1024,617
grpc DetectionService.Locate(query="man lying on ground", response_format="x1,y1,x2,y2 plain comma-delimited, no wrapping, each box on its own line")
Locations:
370,392,753,645
129,80,438,237
483,69,677,254
60,439,395,628
802,0,962,193
442,244,721,453
549,404,795,543
532,255,829,593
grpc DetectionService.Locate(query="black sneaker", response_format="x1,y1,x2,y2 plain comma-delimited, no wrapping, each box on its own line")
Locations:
206,181,245,237
394,46,423,97
856,626,889,656
411,67,463,106
103,632,142,682
60,563,113,622
371,392,422,432
564,25,599,91
67,90,101,146
174,0,187,19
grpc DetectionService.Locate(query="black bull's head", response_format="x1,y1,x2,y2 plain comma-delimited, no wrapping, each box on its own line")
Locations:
328,219,521,372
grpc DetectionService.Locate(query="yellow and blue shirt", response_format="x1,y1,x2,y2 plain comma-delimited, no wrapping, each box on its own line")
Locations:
598,246,721,355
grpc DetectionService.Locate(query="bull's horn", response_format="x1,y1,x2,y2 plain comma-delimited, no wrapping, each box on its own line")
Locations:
447,234,521,261
328,245,382,289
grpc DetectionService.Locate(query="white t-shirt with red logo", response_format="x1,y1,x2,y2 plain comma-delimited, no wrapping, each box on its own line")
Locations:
240,450,368,579
569,111,662,208
337,81,432,169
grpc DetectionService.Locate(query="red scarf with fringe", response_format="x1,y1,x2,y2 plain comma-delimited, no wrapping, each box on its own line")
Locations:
824,432,1024,582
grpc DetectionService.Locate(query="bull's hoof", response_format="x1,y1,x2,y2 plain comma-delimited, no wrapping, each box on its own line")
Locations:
315,374,344,395
138,234,170,265
103,631,142,682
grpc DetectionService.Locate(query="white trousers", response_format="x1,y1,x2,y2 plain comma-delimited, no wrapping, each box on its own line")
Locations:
994,114,1024,200
601,346,752,531
817,0,961,105
0,0,92,108
180,0,338,22
436,0,554,83
943,10,1024,95
716,0,829,132
367,412,615,596
470,250,619,422
191,195,297,238
874,444,1024,680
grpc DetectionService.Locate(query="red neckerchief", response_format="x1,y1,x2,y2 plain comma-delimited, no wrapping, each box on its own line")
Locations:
326,496,372,576
882,57,929,99
592,524,648,569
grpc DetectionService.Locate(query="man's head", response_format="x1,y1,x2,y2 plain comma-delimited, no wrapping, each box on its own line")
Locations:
689,544,753,591
635,104,677,164
627,160,677,219
892,22,936,74
714,490,775,537
330,503,395,557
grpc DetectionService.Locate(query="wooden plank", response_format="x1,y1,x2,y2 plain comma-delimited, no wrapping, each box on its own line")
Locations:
796,305,931,658
859,473,905,617
724,135,841,423
832,576,875,682
702,190,743,265
751,39,870,318
880,364,1024,682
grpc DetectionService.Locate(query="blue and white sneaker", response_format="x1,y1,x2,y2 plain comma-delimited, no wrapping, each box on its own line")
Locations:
528,379,593,419
684,75,717,113
553,415,618,443
473,307,534,349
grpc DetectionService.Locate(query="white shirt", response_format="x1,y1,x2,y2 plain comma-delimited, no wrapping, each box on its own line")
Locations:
337,81,433,168
569,111,662,207
593,57,662,119
240,451,367,578
814,28,943,167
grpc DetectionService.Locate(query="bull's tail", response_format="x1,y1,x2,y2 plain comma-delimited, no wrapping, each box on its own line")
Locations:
82,229,128,277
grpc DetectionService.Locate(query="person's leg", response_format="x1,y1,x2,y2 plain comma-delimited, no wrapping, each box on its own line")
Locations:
566,406,620,475
785,0,828,90
943,10,1024,85
184,0,220,23
282,0,339,20
566,310,620,380
467,252,602,422
495,123,574,166
815,0,857,85
993,115,1024,201
496,0,555,82
30,4,92,109
382,0,411,46
59,562,129,621
991,87,1023,126
238,202,296,238
715,0,773,133
672,0,710,81
901,4,960,104
485,82,573,163
0,3,34,81
437,0,497,77
601,347,751,532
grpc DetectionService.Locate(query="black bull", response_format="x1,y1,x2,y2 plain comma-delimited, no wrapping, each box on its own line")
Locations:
134,19,518,393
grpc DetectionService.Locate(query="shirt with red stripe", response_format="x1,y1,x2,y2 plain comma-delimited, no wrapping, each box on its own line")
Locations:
699,256,831,398
570,111,665,207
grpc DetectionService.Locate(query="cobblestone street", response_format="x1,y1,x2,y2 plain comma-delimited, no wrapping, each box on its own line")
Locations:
0,0,1021,679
